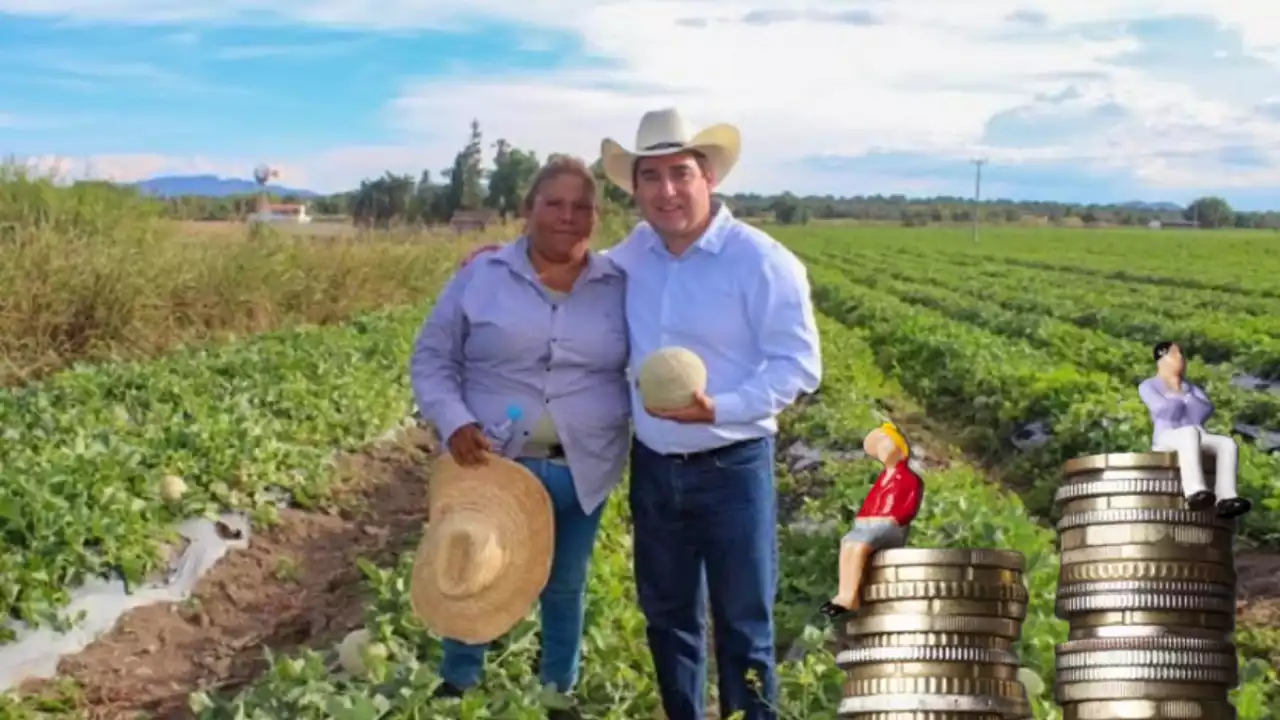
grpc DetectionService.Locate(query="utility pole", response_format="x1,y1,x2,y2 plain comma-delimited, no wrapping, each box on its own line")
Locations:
971,158,986,242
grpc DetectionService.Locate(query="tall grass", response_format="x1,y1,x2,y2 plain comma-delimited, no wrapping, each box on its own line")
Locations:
0,169,495,386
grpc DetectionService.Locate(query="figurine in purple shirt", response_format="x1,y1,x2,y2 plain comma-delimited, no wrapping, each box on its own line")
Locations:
1137,341,1250,518
409,156,630,717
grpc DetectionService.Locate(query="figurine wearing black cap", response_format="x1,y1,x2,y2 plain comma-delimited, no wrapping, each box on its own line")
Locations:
1137,341,1250,518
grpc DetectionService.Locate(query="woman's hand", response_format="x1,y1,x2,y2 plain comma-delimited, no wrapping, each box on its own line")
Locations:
447,424,491,466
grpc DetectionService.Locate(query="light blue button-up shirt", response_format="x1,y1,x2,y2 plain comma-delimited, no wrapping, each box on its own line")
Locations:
409,237,631,513
1138,375,1214,445
607,203,822,455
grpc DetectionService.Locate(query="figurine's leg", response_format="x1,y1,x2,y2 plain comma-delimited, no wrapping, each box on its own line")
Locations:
829,521,907,613
830,541,874,612
1201,432,1250,518
1156,426,1214,510
1201,432,1238,498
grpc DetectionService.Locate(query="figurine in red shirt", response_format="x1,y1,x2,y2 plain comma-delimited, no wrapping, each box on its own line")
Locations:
821,422,924,618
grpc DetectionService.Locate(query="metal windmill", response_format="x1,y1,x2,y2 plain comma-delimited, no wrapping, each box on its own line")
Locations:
252,164,279,215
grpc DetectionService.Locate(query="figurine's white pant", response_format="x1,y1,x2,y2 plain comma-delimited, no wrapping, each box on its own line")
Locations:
1153,425,1239,499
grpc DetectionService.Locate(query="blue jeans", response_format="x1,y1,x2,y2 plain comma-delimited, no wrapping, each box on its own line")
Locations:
438,458,605,692
629,436,779,720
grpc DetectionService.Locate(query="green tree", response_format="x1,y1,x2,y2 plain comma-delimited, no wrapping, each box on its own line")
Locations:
351,172,415,228
770,193,810,225
486,139,540,219
1184,196,1234,228
444,119,486,214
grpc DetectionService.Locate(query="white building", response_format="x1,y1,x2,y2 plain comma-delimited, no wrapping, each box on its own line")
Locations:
249,202,312,224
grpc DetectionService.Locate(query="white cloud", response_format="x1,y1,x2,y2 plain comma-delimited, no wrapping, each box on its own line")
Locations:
8,0,1280,198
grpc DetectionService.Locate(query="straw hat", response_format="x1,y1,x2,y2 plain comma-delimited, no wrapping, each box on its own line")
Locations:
600,108,741,194
410,453,554,644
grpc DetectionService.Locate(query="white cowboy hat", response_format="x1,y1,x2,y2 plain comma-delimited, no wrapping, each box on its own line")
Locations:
410,452,554,644
600,108,741,194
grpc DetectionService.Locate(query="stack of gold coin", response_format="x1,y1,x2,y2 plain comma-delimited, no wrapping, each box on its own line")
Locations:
1053,452,1239,719
835,548,1032,719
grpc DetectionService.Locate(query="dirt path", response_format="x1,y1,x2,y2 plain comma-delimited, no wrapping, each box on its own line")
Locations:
16,426,437,720
1237,551,1280,626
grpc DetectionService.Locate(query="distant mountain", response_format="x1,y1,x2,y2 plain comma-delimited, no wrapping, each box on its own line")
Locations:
131,174,320,198
1119,200,1183,212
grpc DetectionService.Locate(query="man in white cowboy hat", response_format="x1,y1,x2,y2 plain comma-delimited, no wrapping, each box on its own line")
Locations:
601,108,822,720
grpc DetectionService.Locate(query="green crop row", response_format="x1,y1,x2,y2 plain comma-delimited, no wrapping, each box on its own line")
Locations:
799,263,1280,545
0,305,433,634
831,224,1280,294
770,224,1280,312
941,253,1280,322
779,229,1280,377
925,253,1280,374
813,249,1280,430
962,249,1280,301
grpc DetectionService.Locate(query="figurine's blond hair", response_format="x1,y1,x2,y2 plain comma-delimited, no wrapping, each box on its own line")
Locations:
879,422,910,458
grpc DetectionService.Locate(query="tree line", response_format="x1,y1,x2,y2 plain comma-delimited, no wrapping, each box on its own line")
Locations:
147,121,1277,230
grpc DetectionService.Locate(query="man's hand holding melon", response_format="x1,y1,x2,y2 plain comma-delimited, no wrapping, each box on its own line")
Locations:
638,347,715,424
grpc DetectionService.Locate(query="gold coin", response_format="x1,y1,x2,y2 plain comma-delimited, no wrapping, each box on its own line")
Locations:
1055,474,1184,502
1056,593,1235,616
855,632,1014,650
1061,451,1188,475
844,707,1003,712
1057,636,1235,654
1059,523,1234,550
1060,699,1236,720
1066,610,1234,630
869,548,1025,571
1059,495,1190,513
1058,560,1235,585
1056,580,1235,598
843,614,1023,639
860,580,1028,603
859,599,1027,620
837,693,1028,716
864,565,1022,585
845,661,1018,680
1055,649,1237,672
1054,680,1229,702
1057,508,1234,531
1055,666,1237,684
844,676,1026,697
838,646,1017,667
1060,543,1233,565
1067,625,1232,642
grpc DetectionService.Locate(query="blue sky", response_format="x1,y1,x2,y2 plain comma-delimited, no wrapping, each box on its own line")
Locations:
2,1,1279,209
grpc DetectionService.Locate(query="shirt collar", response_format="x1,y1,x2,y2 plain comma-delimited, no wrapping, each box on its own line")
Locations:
491,235,622,284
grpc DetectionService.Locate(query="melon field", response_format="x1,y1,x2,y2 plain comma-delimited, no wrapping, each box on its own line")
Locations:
2,186,1279,719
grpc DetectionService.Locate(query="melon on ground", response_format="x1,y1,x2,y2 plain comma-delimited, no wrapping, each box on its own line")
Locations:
638,347,707,411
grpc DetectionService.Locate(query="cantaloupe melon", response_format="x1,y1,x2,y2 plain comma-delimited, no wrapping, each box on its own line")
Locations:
159,475,186,503
638,347,707,411
337,628,387,676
